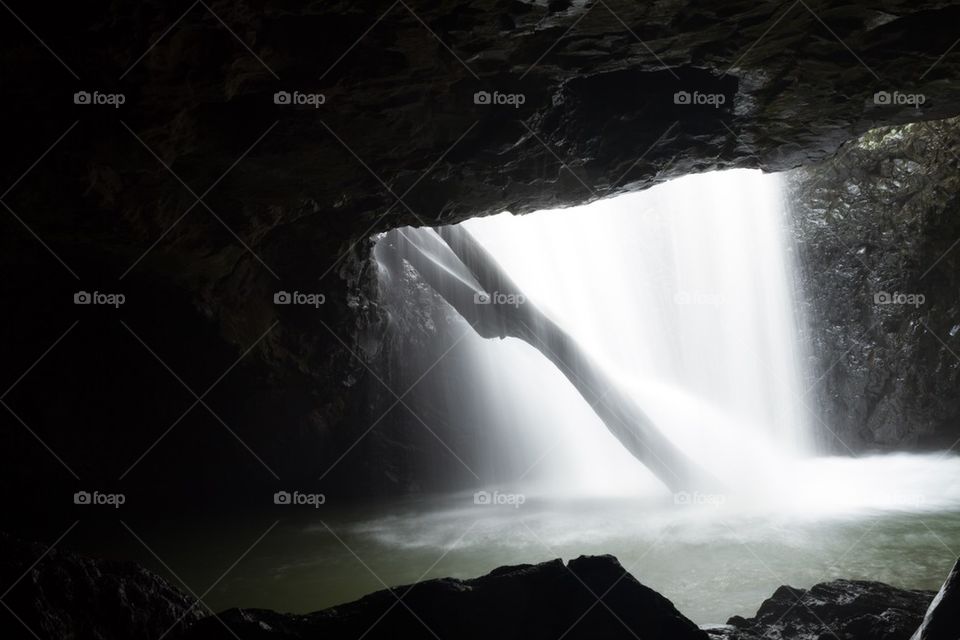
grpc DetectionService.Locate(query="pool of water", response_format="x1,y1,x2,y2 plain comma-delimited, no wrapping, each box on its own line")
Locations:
72,469,960,626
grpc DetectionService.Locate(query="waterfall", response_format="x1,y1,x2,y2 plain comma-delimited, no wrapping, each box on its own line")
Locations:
453,168,812,496
346,169,960,624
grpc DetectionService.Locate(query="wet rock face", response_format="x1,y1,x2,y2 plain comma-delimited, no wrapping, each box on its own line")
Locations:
329,233,489,495
0,532,202,640
180,554,708,640
4,1,960,505
787,117,960,452
716,579,934,640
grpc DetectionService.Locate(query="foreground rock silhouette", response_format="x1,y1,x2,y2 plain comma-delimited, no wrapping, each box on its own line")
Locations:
180,554,708,640
0,532,201,640
713,579,935,640
1,533,953,640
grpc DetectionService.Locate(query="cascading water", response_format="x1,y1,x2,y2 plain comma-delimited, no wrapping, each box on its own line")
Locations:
368,168,960,516
461,168,811,500
444,170,960,516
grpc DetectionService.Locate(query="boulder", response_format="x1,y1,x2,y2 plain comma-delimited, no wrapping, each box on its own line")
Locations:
722,579,935,640
180,554,707,640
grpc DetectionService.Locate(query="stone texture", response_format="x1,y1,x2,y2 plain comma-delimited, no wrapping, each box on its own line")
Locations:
787,116,960,452
719,579,935,640
0,532,202,640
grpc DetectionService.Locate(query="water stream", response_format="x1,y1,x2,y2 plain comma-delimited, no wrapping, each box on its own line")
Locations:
460,168,811,498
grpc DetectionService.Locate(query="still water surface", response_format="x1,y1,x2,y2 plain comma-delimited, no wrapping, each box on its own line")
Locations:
74,478,960,625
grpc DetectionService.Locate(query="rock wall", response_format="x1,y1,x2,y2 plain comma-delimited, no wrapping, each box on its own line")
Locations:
787,116,960,452
0,532,201,640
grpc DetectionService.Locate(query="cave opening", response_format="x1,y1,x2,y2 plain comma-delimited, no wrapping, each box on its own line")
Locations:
4,0,960,632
